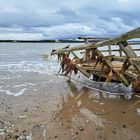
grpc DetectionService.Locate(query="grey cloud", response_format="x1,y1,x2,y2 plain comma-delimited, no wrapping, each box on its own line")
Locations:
56,8,78,19
0,0,139,39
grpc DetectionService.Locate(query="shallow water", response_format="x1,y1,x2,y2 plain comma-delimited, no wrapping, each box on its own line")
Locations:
0,42,134,97
0,43,77,96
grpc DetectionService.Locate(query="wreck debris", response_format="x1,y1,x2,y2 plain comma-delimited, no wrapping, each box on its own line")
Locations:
51,27,140,92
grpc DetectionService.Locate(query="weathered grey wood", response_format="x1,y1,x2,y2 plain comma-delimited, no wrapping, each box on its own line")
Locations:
108,45,112,56
124,71,137,80
94,49,129,86
79,36,140,45
70,51,79,59
78,36,109,40
118,43,140,73
100,49,140,53
76,66,91,78
52,27,140,54
85,49,91,60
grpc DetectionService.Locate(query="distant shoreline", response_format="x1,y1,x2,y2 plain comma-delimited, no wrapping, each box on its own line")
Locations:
0,40,84,43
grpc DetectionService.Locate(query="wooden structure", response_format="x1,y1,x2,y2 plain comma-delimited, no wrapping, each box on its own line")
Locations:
51,27,140,92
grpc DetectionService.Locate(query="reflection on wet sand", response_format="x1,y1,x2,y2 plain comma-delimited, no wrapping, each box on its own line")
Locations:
0,74,140,140
55,81,140,140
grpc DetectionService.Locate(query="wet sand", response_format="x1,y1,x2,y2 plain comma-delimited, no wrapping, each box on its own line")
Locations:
0,73,140,140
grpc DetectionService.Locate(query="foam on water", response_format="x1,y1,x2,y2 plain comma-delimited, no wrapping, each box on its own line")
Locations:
0,88,28,96
0,75,22,80
0,58,59,75
0,82,38,96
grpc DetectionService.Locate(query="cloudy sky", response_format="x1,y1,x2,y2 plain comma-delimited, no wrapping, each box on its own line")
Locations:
0,0,139,40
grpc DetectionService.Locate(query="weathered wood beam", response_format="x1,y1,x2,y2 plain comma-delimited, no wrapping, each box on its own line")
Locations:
124,71,138,80
104,56,140,62
108,45,112,56
94,49,130,86
128,41,140,45
52,27,140,54
78,36,140,45
76,65,91,78
70,51,79,59
78,36,109,40
118,42,140,73
100,49,140,53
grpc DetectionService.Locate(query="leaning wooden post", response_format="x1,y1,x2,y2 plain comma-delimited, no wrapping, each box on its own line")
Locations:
119,46,123,57
118,41,140,73
85,49,91,61
108,45,112,56
94,49,129,86
118,41,140,91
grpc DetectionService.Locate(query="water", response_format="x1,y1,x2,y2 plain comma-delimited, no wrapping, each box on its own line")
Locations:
0,43,71,74
0,43,79,96
0,42,133,97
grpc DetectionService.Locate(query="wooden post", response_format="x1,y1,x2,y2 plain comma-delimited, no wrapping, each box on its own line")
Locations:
94,49,129,86
85,49,91,61
108,45,112,56
118,41,140,73
119,46,123,57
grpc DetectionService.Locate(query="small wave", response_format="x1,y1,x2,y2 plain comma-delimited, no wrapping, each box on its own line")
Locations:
0,88,28,96
0,59,59,75
0,75,21,80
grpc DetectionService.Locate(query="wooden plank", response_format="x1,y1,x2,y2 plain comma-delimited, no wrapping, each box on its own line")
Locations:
52,27,140,54
70,51,79,59
78,36,109,40
95,49,140,53
76,66,91,78
94,49,129,86
124,71,137,80
79,37,140,45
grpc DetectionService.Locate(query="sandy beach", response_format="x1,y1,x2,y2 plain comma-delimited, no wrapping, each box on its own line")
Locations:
0,72,140,140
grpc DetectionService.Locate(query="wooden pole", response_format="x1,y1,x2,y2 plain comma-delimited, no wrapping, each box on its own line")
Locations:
108,45,112,56
52,27,140,54
118,42,140,73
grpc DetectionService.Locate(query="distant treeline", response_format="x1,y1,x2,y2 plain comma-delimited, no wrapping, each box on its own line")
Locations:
0,39,84,43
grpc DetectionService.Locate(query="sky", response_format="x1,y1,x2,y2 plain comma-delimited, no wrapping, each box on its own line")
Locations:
0,0,139,40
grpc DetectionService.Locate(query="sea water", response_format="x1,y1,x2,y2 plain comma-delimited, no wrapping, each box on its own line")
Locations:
0,42,133,97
